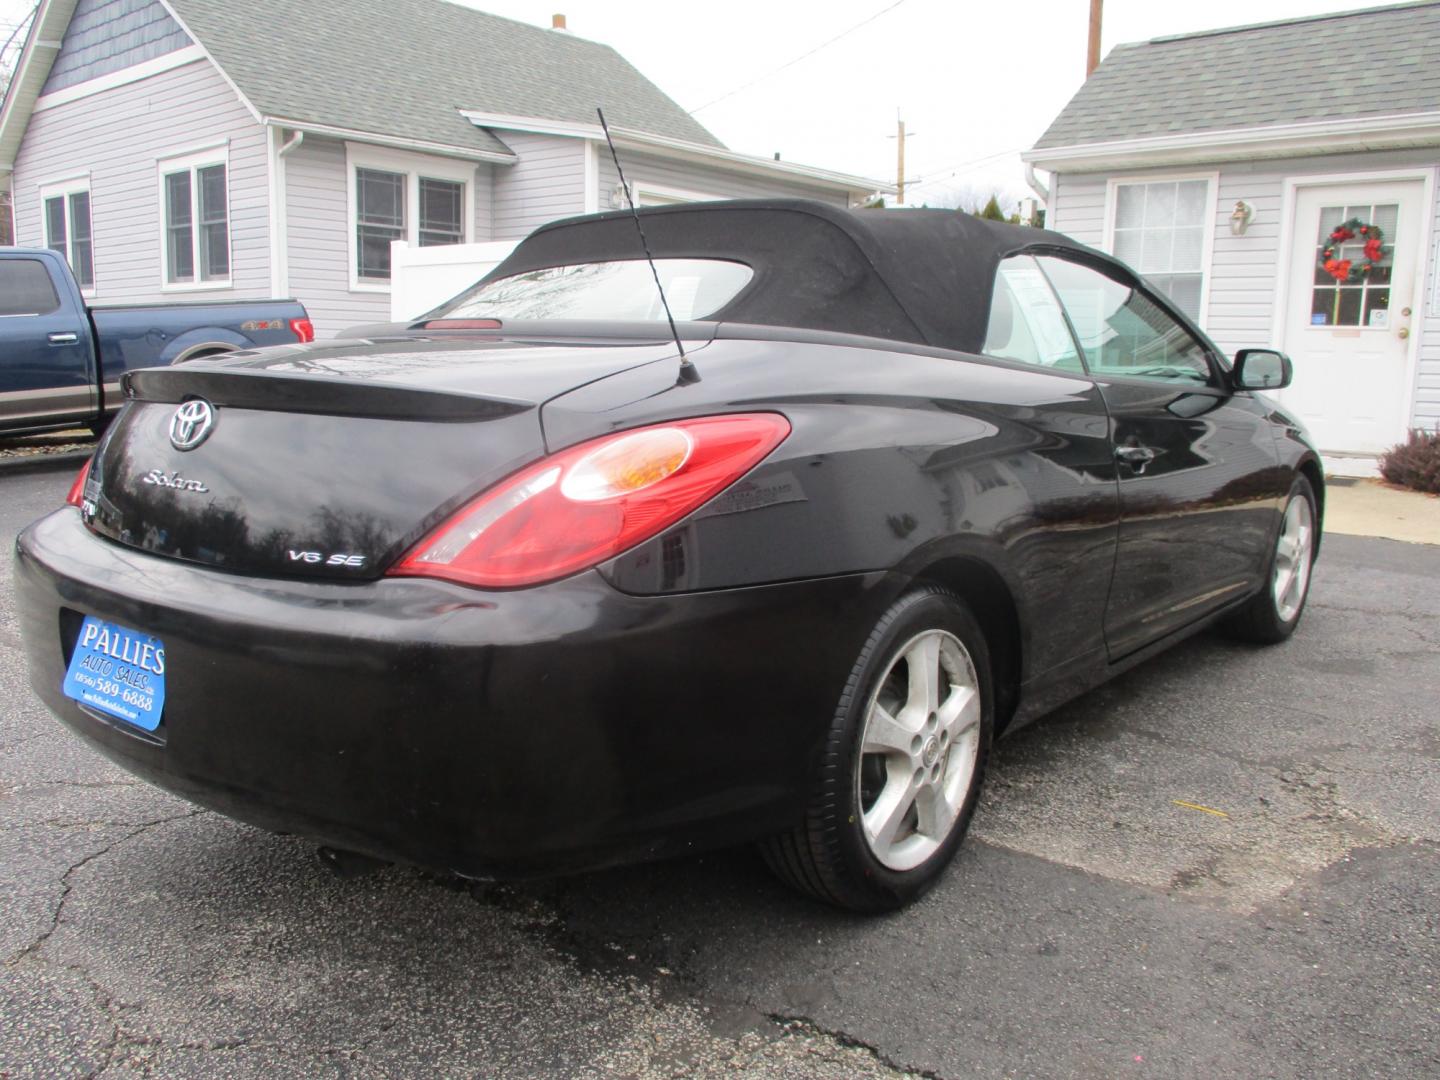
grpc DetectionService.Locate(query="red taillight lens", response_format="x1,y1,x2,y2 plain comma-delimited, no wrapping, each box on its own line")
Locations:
421,318,503,331
289,317,315,343
389,413,791,589
65,457,93,508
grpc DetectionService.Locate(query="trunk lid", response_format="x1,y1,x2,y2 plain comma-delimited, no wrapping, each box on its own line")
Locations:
83,335,695,580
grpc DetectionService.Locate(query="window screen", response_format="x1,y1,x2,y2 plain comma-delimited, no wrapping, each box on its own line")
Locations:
357,168,406,279
68,191,94,288
165,171,194,282
197,165,229,281
419,178,464,247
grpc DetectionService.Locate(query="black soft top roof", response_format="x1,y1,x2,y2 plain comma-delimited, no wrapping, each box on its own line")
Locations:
476,199,1097,355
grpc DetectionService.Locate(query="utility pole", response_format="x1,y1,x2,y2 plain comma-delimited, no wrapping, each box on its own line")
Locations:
1087,0,1103,77
897,117,906,204
889,113,914,205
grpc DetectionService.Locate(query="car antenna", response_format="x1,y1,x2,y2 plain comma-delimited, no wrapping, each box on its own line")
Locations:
596,107,700,385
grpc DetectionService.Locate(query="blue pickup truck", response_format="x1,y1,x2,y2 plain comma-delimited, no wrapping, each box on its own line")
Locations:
1,248,312,437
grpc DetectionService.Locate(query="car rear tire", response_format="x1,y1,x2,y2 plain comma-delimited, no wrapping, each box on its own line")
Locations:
1222,475,1318,644
760,586,993,912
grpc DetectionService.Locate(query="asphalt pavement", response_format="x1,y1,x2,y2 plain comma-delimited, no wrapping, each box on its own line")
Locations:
2,461,1436,1079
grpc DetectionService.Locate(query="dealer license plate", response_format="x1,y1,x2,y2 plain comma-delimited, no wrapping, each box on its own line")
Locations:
62,617,167,732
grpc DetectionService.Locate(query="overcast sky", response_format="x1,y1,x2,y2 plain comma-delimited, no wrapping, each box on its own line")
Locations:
1,0,1402,207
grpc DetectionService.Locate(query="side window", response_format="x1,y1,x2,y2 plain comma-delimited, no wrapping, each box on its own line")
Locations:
1036,256,1213,385
982,255,1084,373
0,260,62,317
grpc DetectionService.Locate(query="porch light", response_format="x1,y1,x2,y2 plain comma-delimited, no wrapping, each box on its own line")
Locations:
1229,201,1255,236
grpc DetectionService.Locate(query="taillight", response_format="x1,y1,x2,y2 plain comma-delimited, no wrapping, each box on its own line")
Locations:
65,457,93,508
289,317,315,343
421,318,503,331
389,413,791,588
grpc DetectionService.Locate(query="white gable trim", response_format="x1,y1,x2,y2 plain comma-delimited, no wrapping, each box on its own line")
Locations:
0,0,77,184
32,45,207,112
458,110,892,196
1024,111,1440,172
153,0,263,126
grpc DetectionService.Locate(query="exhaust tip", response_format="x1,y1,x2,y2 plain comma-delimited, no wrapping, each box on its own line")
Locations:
317,845,391,879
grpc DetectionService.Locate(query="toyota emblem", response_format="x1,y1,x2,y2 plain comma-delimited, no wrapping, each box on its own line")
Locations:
169,399,216,451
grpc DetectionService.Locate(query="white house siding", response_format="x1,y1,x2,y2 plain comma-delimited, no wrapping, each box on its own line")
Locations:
1047,148,1440,430
283,135,498,337
595,148,855,207
11,57,270,303
490,132,586,241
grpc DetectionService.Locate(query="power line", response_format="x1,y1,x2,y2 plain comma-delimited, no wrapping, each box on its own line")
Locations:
688,0,912,115
905,146,1026,188
0,4,38,61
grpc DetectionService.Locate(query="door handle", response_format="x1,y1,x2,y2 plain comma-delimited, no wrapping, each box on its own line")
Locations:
47,331,80,345
1115,444,1158,466
1398,327,1410,340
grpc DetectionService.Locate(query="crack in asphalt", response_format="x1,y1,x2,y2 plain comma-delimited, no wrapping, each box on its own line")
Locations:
5,808,206,969
1309,601,1440,644
765,1014,941,1079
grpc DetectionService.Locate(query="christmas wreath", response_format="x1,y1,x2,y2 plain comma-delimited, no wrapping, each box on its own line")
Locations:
1319,218,1387,283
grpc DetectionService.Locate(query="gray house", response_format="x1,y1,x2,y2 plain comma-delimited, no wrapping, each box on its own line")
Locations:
0,0,885,336
1025,2,1440,470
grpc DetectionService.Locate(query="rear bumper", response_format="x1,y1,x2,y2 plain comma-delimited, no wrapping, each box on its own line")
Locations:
15,509,882,877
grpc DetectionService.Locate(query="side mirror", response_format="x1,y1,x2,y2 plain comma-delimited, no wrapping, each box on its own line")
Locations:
1233,348,1292,391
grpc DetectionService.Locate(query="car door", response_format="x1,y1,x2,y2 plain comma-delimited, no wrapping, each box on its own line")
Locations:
1035,254,1285,659
0,256,96,429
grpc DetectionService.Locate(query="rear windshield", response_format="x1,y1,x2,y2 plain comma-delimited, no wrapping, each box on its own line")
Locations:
433,259,754,322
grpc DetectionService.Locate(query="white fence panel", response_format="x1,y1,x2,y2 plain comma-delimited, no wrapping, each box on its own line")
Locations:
389,240,518,321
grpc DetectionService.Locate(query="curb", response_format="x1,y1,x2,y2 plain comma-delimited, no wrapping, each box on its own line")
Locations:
0,449,92,478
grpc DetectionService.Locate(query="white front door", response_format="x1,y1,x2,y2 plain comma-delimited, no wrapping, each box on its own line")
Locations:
1278,179,1424,455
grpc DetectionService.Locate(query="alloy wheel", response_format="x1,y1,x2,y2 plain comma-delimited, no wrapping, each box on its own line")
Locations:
1272,493,1314,624
855,629,983,872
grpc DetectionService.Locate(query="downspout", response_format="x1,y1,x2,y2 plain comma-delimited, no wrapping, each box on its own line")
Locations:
270,130,304,298
1025,162,1049,204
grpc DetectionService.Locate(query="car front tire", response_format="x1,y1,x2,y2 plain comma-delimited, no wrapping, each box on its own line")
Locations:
761,586,993,912
1223,475,1318,644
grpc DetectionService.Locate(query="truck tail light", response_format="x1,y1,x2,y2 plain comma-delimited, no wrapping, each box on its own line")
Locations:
65,457,93,508
289,318,315,344
388,413,790,589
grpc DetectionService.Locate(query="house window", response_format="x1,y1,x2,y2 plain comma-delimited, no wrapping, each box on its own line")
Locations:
357,168,406,280
347,145,475,287
1110,178,1212,322
419,178,464,246
158,148,230,288
40,180,93,290
1310,202,1398,327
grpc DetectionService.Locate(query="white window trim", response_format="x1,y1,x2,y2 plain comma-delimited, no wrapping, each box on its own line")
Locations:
345,143,476,293
156,143,233,293
1103,171,1219,328
38,173,94,297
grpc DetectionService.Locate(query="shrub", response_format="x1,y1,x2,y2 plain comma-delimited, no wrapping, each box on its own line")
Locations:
1379,428,1440,494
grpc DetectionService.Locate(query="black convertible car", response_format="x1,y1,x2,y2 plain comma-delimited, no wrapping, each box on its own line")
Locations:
15,200,1321,911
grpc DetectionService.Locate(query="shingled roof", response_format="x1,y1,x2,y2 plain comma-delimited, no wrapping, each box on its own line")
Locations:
166,0,722,157
1033,2,1440,151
